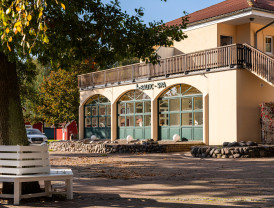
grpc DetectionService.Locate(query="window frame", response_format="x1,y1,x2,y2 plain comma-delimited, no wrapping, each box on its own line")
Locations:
265,36,273,55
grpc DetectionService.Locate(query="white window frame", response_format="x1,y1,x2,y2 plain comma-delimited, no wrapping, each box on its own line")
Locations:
265,36,273,55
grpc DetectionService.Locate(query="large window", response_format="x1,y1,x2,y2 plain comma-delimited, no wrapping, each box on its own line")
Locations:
84,95,111,139
158,84,203,141
118,90,151,139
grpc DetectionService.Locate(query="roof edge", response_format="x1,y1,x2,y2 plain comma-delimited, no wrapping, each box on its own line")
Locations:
186,7,274,28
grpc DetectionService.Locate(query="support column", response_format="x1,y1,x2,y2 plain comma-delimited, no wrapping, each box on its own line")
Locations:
45,180,52,197
111,102,117,142
78,105,84,140
66,178,73,199
151,99,158,141
14,179,21,205
204,94,209,145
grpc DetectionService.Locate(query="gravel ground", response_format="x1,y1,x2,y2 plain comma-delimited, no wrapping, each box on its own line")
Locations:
2,152,274,208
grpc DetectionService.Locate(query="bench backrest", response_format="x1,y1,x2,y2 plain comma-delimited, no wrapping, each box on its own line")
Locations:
0,145,50,175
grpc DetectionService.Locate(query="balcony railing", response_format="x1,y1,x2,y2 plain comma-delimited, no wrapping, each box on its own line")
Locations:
78,44,273,89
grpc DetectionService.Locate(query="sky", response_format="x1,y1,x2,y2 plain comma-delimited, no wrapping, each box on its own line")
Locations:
103,0,224,24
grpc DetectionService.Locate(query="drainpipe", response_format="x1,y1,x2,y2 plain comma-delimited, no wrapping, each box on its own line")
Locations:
255,21,274,48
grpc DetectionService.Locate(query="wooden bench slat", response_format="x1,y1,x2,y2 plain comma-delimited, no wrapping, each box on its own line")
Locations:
0,159,50,167
0,152,49,159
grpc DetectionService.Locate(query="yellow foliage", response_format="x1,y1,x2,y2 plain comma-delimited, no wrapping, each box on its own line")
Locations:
61,3,66,10
27,14,32,21
14,21,21,27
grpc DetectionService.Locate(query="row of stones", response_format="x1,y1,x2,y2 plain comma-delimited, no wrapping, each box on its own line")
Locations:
49,141,167,154
191,145,274,158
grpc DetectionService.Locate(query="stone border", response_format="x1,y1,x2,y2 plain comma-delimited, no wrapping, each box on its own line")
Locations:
191,145,274,158
49,141,201,154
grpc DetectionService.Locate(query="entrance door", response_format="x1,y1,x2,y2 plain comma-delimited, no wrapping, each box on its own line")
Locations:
158,84,203,141
118,90,151,140
84,95,111,139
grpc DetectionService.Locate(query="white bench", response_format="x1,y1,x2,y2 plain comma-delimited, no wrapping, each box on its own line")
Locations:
0,145,73,205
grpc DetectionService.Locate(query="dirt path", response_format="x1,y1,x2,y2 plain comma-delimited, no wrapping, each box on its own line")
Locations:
2,152,274,207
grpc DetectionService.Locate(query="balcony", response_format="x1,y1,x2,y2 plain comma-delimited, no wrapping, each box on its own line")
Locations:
78,44,274,89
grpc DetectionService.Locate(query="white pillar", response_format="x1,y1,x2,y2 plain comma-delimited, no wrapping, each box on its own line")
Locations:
111,102,117,142
79,105,84,140
151,99,158,141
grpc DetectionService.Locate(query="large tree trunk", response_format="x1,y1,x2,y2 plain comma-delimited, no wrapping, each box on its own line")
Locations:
0,53,28,145
0,53,42,194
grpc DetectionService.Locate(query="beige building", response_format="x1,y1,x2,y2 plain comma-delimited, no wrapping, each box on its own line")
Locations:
78,0,274,145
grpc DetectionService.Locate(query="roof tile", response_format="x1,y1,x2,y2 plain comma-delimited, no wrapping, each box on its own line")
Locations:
166,0,274,26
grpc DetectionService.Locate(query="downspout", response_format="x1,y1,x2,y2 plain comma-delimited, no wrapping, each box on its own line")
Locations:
255,21,274,48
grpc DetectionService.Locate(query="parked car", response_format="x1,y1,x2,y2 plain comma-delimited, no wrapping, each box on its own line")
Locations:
26,128,48,144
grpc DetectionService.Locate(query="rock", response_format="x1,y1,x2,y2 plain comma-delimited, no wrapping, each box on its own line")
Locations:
209,148,215,156
233,154,241,158
221,149,225,155
216,154,222,159
173,134,180,142
214,149,221,154
234,148,239,153
246,141,257,146
205,147,211,154
224,148,230,155
222,155,228,158
223,142,229,147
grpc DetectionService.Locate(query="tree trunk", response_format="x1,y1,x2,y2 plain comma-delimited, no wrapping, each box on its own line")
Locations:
0,53,28,145
0,53,42,194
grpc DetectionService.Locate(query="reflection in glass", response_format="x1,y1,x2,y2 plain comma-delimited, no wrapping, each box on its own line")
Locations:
159,114,168,126
144,115,151,126
92,106,97,116
86,95,99,105
135,115,143,127
182,113,192,126
118,103,126,114
184,87,201,95
99,105,106,115
85,118,91,127
99,95,109,103
85,106,91,116
135,102,143,113
161,85,180,97
194,97,203,110
126,91,135,100
159,100,168,112
107,117,111,127
182,98,192,110
194,112,203,125
126,103,134,114
170,99,180,111
144,101,151,113
127,116,134,127
92,117,98,127
170,114,180,126
99,117,106,127
118,116,125,127
135,90,143,100
107,105,111,115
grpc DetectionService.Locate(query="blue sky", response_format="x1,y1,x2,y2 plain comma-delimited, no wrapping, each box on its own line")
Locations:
104,0,224,24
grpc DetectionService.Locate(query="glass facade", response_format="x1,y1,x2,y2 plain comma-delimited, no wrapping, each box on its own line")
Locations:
84,95,111,139
158,84,203,141
118,90,151,140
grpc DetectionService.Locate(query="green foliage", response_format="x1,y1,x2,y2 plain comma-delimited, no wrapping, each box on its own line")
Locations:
37,69,79,126
0,0,188,68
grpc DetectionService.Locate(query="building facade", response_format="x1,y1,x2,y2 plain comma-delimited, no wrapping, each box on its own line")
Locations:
78,0,274,145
